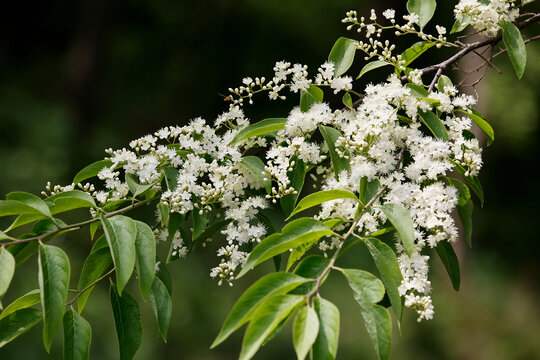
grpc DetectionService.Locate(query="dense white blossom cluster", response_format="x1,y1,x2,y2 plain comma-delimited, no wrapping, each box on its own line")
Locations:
454,0,519,36
41,4,493,322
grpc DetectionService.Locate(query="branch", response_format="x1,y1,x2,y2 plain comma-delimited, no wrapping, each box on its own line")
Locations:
416,14,540,76
0,196,158,247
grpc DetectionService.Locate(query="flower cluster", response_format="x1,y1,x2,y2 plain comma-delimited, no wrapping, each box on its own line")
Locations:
454,0,519,36
43,6,489,321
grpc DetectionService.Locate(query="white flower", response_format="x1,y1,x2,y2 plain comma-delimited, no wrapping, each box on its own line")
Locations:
382,9,395,20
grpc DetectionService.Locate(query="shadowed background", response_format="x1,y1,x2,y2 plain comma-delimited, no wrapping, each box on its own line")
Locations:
1,0,539,359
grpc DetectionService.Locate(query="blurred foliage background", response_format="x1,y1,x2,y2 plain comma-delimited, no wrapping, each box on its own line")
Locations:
1,0,540,359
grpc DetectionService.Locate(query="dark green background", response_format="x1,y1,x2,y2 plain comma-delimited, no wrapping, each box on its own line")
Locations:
1,1,540,359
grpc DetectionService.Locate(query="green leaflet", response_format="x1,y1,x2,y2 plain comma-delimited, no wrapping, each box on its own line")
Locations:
212,272,310,347
339,269,391,360
148,276,172,342
110,285,142,360
359,178,381,207
319,125,350,180
291,256,331,295
328,37,357,77
0,308,42,348
125,173,155,198
0,289,40,320
280,157,306,216
436,242,461,291
288,190,359,219
342,92,353,109
451,14,471,34
63,308,92,360
365,238,403,324
437,75,453,93
237,218,334,278
357,60,392,79
418,109,449,141
0,247,15,299
312,297,340,360
101,215,137,295
380,203,415,257
239,294,304,360
406,0,436,30
300,85,324,112
400,41,434,67
293,305,319,360
39,244,70,352
239,156,272,194
230,118,287,145
500,20,527,79
457,109,494,146
451,161,484,206
445,177,473,247
73,159,115,185
134,220,156,300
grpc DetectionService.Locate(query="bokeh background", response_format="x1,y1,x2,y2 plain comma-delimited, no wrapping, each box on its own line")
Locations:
1,1,540,359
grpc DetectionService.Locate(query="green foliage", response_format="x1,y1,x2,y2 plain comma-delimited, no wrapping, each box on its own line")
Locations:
418,110,449,141
63,308,92,360
500,20,527,79
293,306,319,360
328,37,357,77
380,204,415,257
406,0,437,30
288,190,358,218
230,118,287,145
319,125,350,179
357,61,392,79
110,284,142,360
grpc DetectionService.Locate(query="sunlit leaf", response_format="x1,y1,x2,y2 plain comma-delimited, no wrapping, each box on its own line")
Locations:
312,297,340,360
240,156,272,194
148,276,172,342
0,248,15,299
134,221,156,299
328,37,357,77
239,294,304,360
380,203,415,257
293,305,319,360
0,289,40,320
212,272,310,347
500,20,527,79
358,60,392,79
406,0,437,30
0,308,42,348
319,125,350,180
238,218,334,278
288,190,358,219
230,118,287,145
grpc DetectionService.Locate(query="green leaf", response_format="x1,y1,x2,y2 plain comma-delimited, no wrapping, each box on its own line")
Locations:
342,92,353,109
457,109,494,146
293,305,319,360
357,60,392,79
312,298,340,360
239,294,304,360
134,221,156,300
400,41,435,67
192,219,232,251
0,200,44,218
359,178,381,206
300,85,324,112
380,203,415,257
405,83,429,98
436,242,460,291
418,109,449,141
328,37,357,77
280,157,306,216
365,238,403,324
240,156,272,194
445,177,471,207
192,210,208,241
500,20,527,79
338,269,391,360
156,257,172,295
289,190,358,219
406,0,437,30
63,308,92,360
39,244,70,352
0,289,40,320
77,248,112,314
148,276,172,342
4,192,52,219
110,285,142,360
238,218,334,278
319,125,350,180
230,118,287,145
101,215,137,295
451,161,484,206
458,198,473,247
125,173,155,198
49,190,96,213
0,308,42,348
212,272,310,347
451,14,471,34
437,75,453,93
0,247,15,299
73,159,114,185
